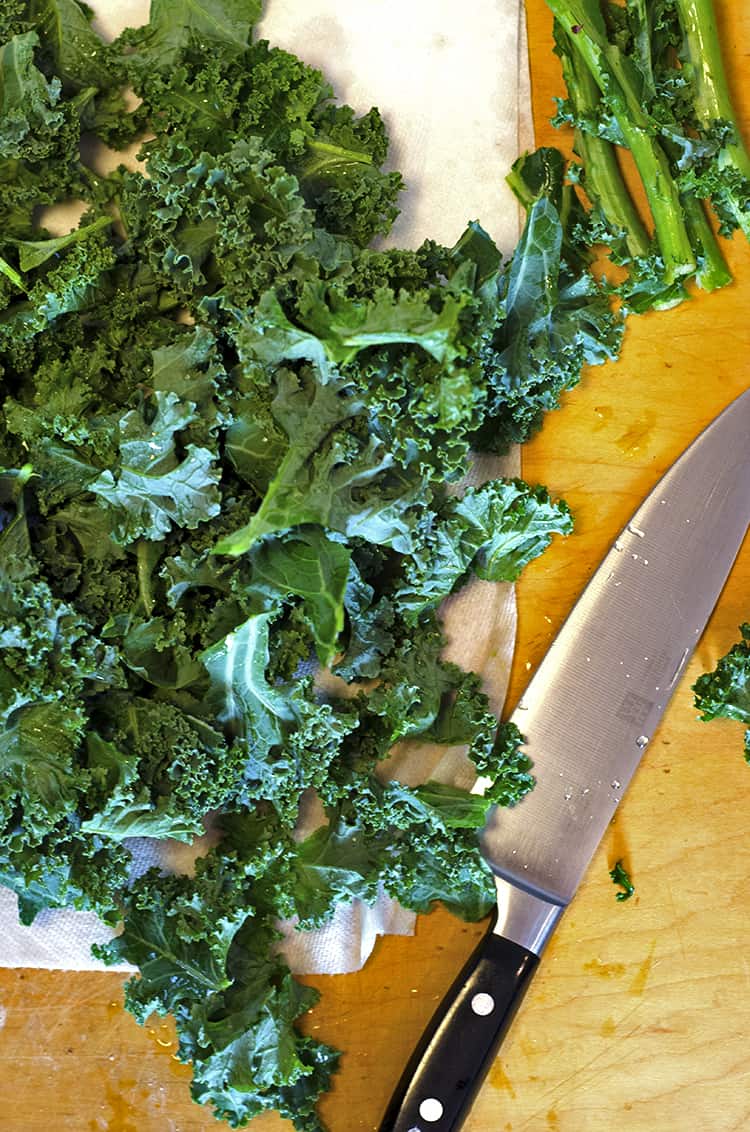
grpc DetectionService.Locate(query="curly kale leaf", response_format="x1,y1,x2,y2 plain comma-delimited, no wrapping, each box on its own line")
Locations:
214,367,423,556
476,195,623,450
290,777,498,926
291,278,474,373
0,233,118,345
80,733,206,844
249,530,351,666
0,25,97,237
94,851,338,1132
0,30,64,161
89,392,222,543
7,213,112,272
88,696,247,824
200,612,296,747
609,857,635,902
200,612,357,819
126,31,402,247
150,324,231,446
0,545,121,836
24,0,114,91
118,135,320,311
0,829,130,926
332,561,395,681
396,479,573,622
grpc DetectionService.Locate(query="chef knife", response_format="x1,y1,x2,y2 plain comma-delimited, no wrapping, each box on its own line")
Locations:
378,387,750,1132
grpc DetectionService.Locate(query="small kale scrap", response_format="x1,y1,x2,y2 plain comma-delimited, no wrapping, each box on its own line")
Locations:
694,624,750,762
609,858,635,902
0,1,618,1128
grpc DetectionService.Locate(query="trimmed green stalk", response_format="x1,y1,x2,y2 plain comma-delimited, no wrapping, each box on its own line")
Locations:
674,0,750,239
546,0,695,284
680,193,733,291
660,132,733,292
557,25,652,259
574,127,653,254
626,0,731,291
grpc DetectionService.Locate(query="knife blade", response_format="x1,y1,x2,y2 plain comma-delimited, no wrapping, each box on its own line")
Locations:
378,387,750,1132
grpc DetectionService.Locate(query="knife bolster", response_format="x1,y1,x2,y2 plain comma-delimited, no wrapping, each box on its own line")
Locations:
492,874,565,955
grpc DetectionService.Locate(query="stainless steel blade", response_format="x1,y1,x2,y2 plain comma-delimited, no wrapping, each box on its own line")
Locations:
480,387,750,908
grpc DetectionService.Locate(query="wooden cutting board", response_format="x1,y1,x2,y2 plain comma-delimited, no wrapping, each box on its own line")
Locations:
1,3,749,1129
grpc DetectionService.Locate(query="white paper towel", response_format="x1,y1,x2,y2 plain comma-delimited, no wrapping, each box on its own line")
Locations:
0,0,533,974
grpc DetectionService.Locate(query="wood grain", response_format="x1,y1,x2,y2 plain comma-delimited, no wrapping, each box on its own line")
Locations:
1,3,750,1130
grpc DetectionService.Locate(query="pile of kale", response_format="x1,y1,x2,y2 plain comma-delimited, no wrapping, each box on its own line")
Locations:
14,0,750,1127
0,2,610,1125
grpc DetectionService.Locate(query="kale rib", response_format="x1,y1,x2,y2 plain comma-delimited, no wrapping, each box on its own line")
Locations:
555,20,652,262
672,166,733,292
673,0,750,239
546,0,696,285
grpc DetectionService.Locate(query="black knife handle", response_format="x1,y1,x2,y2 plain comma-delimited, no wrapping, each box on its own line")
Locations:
377,923,538,1132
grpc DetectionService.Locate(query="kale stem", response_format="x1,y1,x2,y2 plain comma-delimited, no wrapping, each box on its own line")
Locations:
659,135,732,293
546,0,695,284
136,538,155,617
673,0,750,239
0,254,24,291
556,22,652,259
673,0,746,135
680,194,732,291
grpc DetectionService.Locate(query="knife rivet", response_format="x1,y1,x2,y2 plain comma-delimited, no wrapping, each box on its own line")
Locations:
419,1098,444,1122
471,992,495,1016
636,735,649,749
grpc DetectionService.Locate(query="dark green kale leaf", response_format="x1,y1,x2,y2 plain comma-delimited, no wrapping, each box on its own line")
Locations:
0,829,130,926
0,231,118,344
119,135,320,311
0,23,98,238
0,535,121,837
476,193,623,450
0,2,30,43
7,213,111,273
94,845,339,1131
395,479,573,623
150,324,231,446
24,0,113,91
0,30,65,161
249,529,351,666
214,364,428,558
89,392,222,543
332,560,395,681
80,733,206,844
200,612,357,820
127,32,402,247
117,0,260,71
